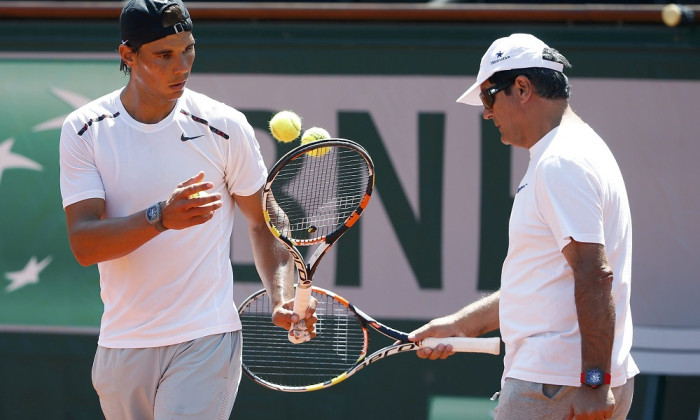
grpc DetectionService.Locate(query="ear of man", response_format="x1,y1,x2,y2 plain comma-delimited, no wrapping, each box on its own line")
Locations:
119,44,137,70
513,75,534,104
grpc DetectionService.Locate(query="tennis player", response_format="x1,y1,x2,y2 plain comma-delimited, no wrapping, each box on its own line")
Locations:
59,0,315,418
409,34,638,420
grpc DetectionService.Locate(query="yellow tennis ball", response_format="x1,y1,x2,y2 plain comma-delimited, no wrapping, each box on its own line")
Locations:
301,127,331,157
661,3,695,27
269,111,302,143
662,4,683,27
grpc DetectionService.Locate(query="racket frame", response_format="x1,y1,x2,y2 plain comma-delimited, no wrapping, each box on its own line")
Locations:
262,138,375,341
238,286,501,392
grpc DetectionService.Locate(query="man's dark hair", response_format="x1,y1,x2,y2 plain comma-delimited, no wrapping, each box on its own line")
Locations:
120,4,188,75
489,48,573,100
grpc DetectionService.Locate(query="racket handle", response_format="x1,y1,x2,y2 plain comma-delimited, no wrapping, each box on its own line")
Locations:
288,286,312,344
292,285,312,317
420,337,501,355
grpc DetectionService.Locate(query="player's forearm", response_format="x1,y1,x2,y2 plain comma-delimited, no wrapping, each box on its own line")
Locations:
454,290,500,337
565,241,615,374
249,222,295,309
575,269,615,374
68,210,159,266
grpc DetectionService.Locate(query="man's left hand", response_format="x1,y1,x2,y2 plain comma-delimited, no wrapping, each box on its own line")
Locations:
568,386,615,420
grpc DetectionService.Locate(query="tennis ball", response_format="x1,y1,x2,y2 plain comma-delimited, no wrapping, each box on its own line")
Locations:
301,127,331,157
269,111,302,143
662,4,683,26
662,4,694,27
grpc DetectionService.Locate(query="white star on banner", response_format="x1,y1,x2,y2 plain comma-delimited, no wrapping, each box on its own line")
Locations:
5,255,53,293
0,138,42,184
33,87,93,132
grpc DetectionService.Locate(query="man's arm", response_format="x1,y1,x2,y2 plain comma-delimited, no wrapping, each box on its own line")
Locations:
408,290,500,360
65,171,221,266
65,197,159,266
562,239,616,419
233,187,315,332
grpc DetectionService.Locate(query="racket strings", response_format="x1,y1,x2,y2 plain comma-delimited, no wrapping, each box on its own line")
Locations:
267,146,370,241
240,290,367,387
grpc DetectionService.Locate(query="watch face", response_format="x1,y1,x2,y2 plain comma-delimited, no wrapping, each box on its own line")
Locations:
586,369,604,385
146,205,158,222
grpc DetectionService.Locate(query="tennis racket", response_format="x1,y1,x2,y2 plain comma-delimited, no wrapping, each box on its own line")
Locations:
239,286,501,392
263,138,374,343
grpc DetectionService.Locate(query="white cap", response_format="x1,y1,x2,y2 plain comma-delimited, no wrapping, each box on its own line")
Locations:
456,33,565,106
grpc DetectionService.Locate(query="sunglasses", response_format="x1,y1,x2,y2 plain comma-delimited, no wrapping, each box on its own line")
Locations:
479,79,515,110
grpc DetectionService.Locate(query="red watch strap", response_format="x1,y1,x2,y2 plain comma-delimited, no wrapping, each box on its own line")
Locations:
580,372,611,385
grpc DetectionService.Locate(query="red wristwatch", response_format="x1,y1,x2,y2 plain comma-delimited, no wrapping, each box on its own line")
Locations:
581,368,611,388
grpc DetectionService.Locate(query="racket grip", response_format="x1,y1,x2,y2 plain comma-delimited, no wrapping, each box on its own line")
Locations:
288,286,312,344
421,337,501,355
292,285,312,317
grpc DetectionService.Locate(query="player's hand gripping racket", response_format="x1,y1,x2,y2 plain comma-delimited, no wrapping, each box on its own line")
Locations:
263,138,374,343
239,286,501,392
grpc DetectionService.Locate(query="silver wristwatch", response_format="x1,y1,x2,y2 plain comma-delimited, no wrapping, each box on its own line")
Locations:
146,202,167,232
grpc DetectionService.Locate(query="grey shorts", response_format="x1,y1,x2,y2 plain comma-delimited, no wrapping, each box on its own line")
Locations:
92,331,242,420
494,377,635,420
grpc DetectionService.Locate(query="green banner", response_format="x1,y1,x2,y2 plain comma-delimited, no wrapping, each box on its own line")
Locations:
0,59,126,329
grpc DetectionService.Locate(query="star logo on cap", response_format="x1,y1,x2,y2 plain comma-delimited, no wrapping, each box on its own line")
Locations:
496,51,504,58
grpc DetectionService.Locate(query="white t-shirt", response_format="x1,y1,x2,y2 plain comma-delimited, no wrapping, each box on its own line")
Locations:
59,88,267,348
499,121,639,387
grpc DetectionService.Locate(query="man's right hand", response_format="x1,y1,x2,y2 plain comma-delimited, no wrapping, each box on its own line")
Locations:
160,171,222,230
407,315,462,360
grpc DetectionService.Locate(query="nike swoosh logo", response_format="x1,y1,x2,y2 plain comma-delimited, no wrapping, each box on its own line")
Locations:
517,183,528,193
181,133,204,142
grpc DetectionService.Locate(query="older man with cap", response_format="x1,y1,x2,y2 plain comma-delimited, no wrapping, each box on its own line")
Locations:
58,0,316,418
409,34,638,420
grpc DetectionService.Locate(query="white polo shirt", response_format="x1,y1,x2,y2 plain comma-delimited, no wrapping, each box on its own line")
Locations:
500,121,639,387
